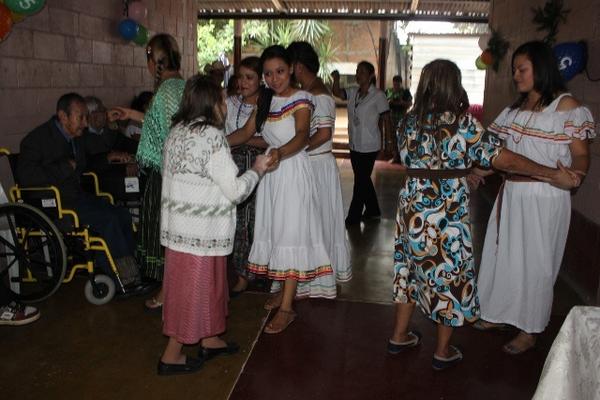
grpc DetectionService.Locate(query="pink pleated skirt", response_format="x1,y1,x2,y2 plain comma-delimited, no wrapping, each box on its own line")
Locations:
162,248,229,344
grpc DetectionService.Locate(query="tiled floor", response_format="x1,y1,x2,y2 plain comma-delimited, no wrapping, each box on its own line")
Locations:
0,160,583,400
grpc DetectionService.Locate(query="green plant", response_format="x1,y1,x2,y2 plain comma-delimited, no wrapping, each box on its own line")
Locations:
487,29,510,72
532,0,570,45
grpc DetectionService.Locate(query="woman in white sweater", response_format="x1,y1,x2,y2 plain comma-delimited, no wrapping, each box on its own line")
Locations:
157,75,271,376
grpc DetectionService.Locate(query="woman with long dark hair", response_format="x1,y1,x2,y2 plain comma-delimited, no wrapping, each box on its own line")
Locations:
158,75,270,375
111,34,185,310
388,59,580,370
227,45,332,334
474,41,595,354
285,41,351,299
225,56,268,296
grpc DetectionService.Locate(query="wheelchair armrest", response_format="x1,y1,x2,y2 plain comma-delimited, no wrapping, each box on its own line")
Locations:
81,172,115,205
10,185,80,228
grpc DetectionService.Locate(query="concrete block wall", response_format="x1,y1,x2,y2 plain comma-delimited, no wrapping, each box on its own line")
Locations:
0,0,199,152
485,0,600,224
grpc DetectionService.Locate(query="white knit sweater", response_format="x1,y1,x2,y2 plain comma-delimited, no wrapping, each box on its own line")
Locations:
160,121,260,256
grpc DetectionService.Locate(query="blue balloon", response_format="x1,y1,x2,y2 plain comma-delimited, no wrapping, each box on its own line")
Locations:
553,42,587,82
118,18,139,41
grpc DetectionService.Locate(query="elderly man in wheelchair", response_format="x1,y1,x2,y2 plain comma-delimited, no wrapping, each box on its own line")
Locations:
14,92,153,299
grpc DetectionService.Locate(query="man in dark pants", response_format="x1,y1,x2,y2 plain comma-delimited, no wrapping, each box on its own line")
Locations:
347,150,381,223
16,93,150,296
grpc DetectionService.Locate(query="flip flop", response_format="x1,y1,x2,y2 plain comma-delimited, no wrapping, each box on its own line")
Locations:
264,309,296,334
472,320,510,331
502,341,536,355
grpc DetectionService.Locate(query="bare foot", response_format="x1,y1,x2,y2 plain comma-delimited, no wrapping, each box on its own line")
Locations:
264,291,283,310
503,332,536,355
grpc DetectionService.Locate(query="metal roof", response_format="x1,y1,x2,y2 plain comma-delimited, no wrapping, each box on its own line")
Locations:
198,1,490,22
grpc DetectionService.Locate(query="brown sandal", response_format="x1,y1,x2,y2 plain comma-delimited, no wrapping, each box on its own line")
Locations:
264,309,296,334
263,293,283,311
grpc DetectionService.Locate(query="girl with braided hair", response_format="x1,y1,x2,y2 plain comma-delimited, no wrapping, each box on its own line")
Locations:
110,34,185,310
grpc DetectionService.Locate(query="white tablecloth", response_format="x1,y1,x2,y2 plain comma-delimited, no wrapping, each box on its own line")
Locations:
533,306,600,400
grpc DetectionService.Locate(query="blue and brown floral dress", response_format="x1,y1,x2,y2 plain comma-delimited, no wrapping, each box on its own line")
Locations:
393,111,501,327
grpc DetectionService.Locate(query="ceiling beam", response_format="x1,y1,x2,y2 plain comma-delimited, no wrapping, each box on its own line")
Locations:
270,0,285,12
410,0,420,12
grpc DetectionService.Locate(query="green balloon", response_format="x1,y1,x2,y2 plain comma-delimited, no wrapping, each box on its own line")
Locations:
5,0,45,15
475,56,487,70
132,24,148,46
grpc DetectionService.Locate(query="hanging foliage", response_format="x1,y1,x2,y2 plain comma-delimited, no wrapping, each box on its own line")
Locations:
532,0,570,46
487,29,509,72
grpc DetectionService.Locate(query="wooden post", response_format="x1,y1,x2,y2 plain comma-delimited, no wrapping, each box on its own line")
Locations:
234,19,243,73
378,20,389,91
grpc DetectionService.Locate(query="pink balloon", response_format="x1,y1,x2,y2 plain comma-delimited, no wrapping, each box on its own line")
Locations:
128,1,147,22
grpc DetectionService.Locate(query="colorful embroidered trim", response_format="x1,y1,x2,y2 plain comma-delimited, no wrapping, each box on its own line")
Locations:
247,263,333,282
267,99,313,122
489,122,571,142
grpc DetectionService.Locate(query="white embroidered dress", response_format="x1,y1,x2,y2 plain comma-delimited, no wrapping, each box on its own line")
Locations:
247,90,333,281
477,94,595,333
297,94,352,298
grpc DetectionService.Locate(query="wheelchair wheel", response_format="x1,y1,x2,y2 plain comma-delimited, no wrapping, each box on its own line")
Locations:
84,274,115,305
0,202,67,303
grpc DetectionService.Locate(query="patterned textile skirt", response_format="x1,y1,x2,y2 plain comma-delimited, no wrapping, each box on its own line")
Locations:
136,167,164,280
393,177,479,327
162,249,228,344
229,145,262,280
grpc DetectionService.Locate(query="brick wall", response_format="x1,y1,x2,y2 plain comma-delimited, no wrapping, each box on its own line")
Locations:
484,0,600,223
0,0,199,152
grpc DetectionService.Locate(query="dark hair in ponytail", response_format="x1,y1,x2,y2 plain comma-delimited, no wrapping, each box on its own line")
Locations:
287,41,319,74
146,34,181,90
255,45,292,133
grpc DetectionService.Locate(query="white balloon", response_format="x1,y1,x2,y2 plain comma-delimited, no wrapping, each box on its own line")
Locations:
478,34,490,51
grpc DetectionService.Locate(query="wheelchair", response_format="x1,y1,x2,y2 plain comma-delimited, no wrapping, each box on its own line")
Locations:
0,148,128,305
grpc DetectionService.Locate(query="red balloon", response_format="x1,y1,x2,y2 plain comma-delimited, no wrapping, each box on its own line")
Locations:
0,3,13,41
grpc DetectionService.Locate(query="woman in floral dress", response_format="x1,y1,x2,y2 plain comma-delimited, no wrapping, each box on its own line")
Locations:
388,59,580,370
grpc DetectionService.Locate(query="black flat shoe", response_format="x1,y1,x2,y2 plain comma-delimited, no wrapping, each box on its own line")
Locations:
432,346,463,371
387,330,422,354
229,289,245,299
157,357,203,376
199,341,240,361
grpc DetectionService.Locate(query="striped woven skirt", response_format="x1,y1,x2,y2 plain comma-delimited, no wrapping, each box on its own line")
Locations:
136,167,164,280
162,249,228,344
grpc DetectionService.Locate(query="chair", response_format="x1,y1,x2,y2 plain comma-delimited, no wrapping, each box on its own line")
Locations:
0,149,124,305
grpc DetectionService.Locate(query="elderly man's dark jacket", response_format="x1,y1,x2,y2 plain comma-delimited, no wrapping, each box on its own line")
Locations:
17,117,87,207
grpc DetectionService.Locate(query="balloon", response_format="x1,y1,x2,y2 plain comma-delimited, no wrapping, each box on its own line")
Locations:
0,3,12,41
132,24,148,46
118,18,138,41
553,42,587,82
128,1,147,22
481,50,494,66
478,34,490,51
10,10,25,23
475,56,487,70
4,0,45,15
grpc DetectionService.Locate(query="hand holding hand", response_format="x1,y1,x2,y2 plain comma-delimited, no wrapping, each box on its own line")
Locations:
466,173,485,190
252,154,272,176
107,151,133,163
266,148,281,171
534,161,582,190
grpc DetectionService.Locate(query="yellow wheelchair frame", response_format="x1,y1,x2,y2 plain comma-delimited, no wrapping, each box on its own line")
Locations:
0,148,126,305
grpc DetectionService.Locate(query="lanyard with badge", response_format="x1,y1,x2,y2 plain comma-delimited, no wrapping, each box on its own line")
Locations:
353,89,368,126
